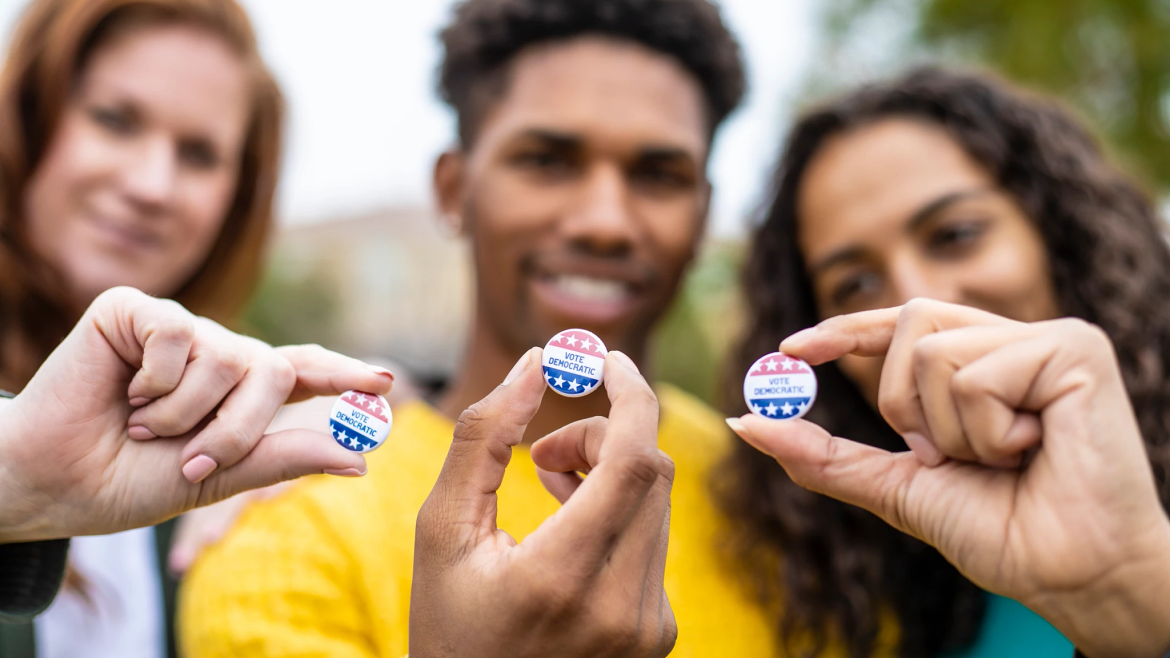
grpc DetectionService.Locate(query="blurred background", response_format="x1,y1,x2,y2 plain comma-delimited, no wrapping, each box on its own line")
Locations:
5,0,1167,404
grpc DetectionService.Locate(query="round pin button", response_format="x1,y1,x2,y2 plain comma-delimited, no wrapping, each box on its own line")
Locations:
542,328,607,398
744,352,817,420
330,390,393,453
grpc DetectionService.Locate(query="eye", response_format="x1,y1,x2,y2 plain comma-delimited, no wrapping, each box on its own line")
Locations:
829,270,884,309
629,162,692,192
178,139,220,170
511,148,576,177
89,106,136,136
926,219,988,257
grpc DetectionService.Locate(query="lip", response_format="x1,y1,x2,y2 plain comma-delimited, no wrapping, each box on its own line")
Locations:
84,211,164,252
524,252,656,326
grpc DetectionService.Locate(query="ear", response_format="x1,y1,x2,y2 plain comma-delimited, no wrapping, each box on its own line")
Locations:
433,150,466,235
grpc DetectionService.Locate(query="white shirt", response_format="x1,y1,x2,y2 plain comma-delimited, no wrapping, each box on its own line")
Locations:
34,527,165,658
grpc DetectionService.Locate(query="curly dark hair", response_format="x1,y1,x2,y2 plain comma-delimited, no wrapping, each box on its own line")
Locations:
718,66,1170,658
437,0,746,146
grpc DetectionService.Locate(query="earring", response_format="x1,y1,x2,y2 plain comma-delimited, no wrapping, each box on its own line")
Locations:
438,212,463,238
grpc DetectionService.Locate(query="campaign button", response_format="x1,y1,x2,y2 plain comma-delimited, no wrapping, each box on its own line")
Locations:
330,390,393,453
542,329,607,398
743,352,817,420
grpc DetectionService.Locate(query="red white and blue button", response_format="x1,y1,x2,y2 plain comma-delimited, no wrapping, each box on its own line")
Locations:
543,329,607,398
330,390,392,453
743,352,817,420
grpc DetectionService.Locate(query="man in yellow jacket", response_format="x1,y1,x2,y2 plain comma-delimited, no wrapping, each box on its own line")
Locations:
179,1,894,656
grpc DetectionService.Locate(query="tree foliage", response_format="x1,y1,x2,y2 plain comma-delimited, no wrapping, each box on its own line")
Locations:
825,0,1170,190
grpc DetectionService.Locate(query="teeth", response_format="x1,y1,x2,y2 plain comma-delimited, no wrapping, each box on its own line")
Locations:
552,275,630,303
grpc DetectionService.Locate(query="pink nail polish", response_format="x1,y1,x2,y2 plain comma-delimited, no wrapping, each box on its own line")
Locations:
182,455,218,483
366,364,395,380
903,432,945,467
127,426,157,440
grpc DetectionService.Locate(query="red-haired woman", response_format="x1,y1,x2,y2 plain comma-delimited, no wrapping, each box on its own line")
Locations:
0,0,282,655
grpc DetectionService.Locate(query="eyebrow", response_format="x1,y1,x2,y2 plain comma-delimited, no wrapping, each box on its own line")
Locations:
513,129,699,164
809,188,992,275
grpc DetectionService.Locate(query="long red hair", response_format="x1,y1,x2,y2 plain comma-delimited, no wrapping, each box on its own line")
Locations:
0,0,283,390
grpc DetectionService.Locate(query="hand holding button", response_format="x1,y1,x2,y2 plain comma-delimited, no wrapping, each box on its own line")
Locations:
0,287,393,543
410,347,676,658
726,299,1170,658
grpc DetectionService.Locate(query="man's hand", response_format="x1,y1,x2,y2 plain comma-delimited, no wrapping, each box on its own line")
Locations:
0,287,394,543
409,347,676,658
728,299,1170,658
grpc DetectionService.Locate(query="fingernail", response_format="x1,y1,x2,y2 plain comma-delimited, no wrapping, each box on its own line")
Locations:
182,455,218,483
903,432,945,467
129,397,152,408
986,455,1023,470
323,467,367,477
128,425,157,440
366,364,395,380
725,417,749,438
168,548,193,575
502,349,533,386
781,326,819,349
610,350,641,374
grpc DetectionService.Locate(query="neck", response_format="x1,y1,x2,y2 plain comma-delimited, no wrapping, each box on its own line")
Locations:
437,316,648,445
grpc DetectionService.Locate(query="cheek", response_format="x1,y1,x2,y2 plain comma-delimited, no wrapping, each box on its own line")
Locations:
838,353,884,407
176,173,237,250
25,121,108,252
962,231,1058,321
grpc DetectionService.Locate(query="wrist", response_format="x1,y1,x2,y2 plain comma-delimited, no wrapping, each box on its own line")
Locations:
1046,521,1170,658
0,394,54,544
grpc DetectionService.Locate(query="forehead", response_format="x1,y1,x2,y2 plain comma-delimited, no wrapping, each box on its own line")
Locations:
471,36,709,160
80,24,249,135
798,119,995,254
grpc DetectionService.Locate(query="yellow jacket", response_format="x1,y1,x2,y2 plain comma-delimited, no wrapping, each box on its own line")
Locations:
180,385,895,657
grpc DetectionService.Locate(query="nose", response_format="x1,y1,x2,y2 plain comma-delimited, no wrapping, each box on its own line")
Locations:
887,254,962,307
120,135,177,211
561,163,637,257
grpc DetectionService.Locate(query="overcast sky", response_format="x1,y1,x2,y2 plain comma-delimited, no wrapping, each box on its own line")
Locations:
0,0,821,237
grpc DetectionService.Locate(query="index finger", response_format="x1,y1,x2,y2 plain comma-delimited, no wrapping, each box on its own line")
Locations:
779,301,1012,365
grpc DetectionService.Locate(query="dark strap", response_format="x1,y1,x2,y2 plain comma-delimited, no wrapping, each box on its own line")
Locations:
0,540,68,624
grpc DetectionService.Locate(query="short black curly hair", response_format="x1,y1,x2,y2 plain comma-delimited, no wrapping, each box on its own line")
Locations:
438,0,746,147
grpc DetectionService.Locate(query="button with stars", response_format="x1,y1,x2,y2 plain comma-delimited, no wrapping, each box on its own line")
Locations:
743,352,817,420
542,328,607,398
329,390,393,453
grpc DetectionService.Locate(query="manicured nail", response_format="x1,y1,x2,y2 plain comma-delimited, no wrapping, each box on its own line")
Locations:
503,349,533,386
323,467,366,477
127,425,157,440
168,548,193,576
903,432,945,467
781,326,819,349
366,364,395,380
725,417,749,438
182,455,219,483
129,397,152,408
610,350,641,374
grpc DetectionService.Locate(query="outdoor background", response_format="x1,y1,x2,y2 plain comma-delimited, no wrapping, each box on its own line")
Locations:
4,0,1167,403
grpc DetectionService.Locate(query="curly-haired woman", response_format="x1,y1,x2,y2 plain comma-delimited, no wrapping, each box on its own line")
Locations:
720,66,1170,657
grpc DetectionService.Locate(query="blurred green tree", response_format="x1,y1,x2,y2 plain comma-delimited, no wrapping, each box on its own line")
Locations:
824,0,1170,190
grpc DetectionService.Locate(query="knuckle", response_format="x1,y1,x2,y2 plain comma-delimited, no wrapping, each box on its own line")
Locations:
270,355,297,393
611,450,662,489
215,344,249,380
655,450,676,484
453,403,489,442
208,423,255,461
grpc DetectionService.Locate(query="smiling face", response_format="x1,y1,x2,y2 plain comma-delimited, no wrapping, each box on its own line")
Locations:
24,23,250,310
435,36,711,357
797,118,1061,403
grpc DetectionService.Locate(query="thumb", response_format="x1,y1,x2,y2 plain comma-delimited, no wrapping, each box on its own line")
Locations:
416,347,547,557
728,414,927,537
195,429,368,505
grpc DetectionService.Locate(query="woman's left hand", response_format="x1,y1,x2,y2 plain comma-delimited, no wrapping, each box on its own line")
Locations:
728,299,1170,658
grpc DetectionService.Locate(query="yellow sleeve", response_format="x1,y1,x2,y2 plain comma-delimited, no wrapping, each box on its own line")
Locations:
178,492,374,658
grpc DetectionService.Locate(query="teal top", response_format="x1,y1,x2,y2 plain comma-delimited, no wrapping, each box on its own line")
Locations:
942,594,1072,658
